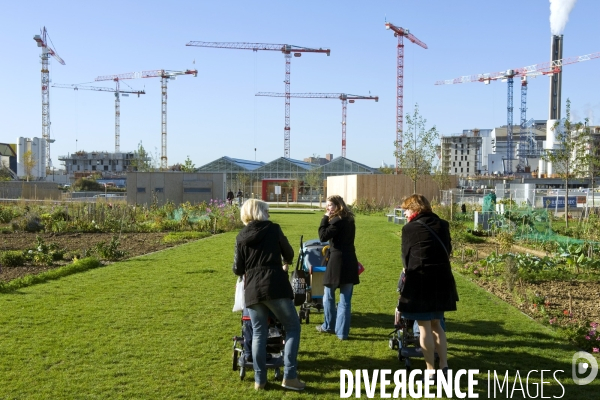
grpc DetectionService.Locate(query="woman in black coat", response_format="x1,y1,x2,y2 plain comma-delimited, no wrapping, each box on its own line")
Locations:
316,195,359,340
397,194,457,376
232,199,305,391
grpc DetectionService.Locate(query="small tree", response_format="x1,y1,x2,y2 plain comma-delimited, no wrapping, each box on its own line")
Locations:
23,150,37,182
0,165,13,181
236,172,250,197
574,120,600,210
432,164,452,192
129,142,153,172
542,99,589,228
283,175,299,203
181,156,196,172
378,166,395,174
304,168,323,207
394,103,439,193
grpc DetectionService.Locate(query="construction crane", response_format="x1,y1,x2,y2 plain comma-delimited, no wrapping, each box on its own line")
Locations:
255,92,378,158
385,22,428,171
186,41,330,158
95,69,197,169
435,51,600,174
33,27,65,169
52,83,145,153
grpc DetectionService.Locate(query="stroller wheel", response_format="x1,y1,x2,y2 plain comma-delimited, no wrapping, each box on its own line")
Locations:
274,367,282,380
232,349,238,371
240,366,246,380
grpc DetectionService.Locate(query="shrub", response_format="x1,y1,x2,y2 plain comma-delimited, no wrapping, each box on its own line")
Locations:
0,207,17,223
95,236,127,261
0,251,26,267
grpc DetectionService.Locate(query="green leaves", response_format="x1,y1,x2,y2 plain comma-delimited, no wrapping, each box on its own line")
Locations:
394,103,440,193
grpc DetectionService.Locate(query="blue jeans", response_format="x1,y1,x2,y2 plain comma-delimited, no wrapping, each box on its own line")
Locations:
247,298,301,385
321,283,353,339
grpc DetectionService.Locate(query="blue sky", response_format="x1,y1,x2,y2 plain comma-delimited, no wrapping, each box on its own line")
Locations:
2,0,599,169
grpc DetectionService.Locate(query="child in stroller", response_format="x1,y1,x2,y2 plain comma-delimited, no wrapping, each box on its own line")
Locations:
232,307,285,380
293,237,329,324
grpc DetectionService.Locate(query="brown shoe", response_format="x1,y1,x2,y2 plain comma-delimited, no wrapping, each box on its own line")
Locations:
281,378,306,391
254,382,266,390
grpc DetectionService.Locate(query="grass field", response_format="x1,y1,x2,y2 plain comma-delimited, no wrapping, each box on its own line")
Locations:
0,211,598,399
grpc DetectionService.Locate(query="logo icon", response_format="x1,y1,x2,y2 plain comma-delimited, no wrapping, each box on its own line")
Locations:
572,351,598,385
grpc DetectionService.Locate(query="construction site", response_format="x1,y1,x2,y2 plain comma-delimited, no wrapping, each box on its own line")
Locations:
1,3,599,208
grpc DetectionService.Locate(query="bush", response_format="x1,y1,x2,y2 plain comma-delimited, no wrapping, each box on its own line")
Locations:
74,177,104,191
0,207,17,223
0,251,26,267
95,236,127,261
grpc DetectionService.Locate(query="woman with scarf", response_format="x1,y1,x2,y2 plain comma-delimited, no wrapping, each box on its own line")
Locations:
397,194,458,378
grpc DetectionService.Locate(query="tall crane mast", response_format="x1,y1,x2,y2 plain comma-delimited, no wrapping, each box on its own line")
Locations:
435,51,600,174
255,92,378,158
385,22,428,171
95,69,197,169
33,27,65,170
52,83,145,153
186,41,330,158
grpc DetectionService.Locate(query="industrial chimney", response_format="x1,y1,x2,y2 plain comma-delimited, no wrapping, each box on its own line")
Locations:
549,35,563,120
540,34,564,178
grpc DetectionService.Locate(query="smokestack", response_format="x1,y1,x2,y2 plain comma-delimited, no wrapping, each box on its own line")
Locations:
549,35,563,120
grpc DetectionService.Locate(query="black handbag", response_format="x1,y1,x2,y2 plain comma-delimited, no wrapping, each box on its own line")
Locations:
290,254,307,306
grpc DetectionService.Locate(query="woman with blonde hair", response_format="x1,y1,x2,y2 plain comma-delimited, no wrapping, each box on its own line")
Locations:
397,194,458,378
233,199,305,391
316,195,359,340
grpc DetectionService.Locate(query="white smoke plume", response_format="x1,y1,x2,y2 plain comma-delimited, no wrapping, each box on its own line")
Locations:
549,0,578,35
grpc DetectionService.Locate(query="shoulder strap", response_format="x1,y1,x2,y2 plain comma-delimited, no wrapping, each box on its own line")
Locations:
416,219,449,257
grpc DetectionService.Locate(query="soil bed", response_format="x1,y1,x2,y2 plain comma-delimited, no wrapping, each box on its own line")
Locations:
459,241,600,324
0,231,175,282
2,231,599,325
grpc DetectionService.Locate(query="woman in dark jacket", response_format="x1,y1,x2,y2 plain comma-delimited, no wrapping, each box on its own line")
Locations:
316,195,359,340
233,199,304,391
397,194,457,376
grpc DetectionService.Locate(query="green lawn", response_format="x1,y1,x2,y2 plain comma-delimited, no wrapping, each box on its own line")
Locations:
0,212,597,399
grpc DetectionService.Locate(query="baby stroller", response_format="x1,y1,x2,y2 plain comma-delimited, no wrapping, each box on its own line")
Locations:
292,236,328,324
388,314,440,371
232,308,285,380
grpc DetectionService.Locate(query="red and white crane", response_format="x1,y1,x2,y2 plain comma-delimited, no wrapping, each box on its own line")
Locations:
435,51,600,173
186,41,330,158
33,27,65,169
385,22,428,170
95,69,197,169
255,92,378,158
52,83,145,153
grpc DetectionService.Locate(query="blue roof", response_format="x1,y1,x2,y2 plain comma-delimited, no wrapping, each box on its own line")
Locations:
226,157,265,171
283,158,319,169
